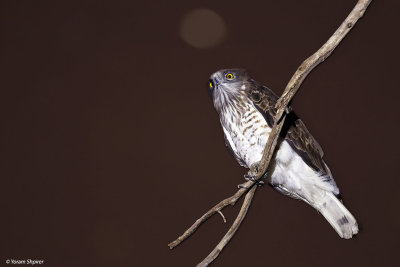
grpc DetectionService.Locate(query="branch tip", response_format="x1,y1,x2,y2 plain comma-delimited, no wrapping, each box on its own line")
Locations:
217,210,227,223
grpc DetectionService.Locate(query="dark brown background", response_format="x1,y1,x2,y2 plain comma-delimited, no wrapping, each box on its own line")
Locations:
1,0,399,266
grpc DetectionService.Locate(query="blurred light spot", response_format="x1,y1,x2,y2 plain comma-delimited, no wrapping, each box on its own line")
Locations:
179,9,227,49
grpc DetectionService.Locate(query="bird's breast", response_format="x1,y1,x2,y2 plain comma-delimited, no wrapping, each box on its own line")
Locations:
222,103,271,167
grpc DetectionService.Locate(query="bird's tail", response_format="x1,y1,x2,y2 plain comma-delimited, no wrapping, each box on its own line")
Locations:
315,192,358,239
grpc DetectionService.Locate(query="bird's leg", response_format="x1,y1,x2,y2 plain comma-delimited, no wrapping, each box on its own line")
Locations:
244,163,264,186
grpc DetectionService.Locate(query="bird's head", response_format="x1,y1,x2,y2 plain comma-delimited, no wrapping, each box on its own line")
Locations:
208,69,249,95
208,68,250,113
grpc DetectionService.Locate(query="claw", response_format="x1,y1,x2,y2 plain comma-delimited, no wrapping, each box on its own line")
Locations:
250,177,265,187
242,163,265,187
244,173,264,187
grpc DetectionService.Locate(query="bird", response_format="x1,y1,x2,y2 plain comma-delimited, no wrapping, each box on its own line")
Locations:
208,68,358,239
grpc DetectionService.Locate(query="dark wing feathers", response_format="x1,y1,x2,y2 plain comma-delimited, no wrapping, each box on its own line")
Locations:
247,82,278,128
246,79,328,176
285,119,328,174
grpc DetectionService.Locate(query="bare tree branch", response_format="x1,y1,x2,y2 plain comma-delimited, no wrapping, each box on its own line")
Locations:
169,0,372,265
196,186,257,267
255,0,372,178
168,186,250,249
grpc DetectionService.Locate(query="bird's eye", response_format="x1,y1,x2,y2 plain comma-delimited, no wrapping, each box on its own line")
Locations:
226,73,234,80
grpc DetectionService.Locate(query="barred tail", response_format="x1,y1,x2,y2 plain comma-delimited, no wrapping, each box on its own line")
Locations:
316,192,358,239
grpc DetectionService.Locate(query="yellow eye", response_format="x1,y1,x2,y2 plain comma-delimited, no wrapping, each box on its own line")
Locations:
209,81,213,88
226,73,234,80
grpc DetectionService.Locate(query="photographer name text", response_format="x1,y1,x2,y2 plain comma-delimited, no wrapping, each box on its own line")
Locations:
5,259,44,265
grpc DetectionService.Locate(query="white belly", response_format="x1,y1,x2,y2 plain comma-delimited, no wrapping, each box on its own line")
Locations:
221,104,337,200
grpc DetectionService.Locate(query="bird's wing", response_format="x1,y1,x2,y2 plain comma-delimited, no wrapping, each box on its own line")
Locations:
246,82,278,128
284,118,328,175
247,80,328,175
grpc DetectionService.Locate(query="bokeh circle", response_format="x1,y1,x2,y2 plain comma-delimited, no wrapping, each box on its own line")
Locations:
179,9,227,49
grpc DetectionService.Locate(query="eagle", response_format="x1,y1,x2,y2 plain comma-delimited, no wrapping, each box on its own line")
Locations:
208,68,358,239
